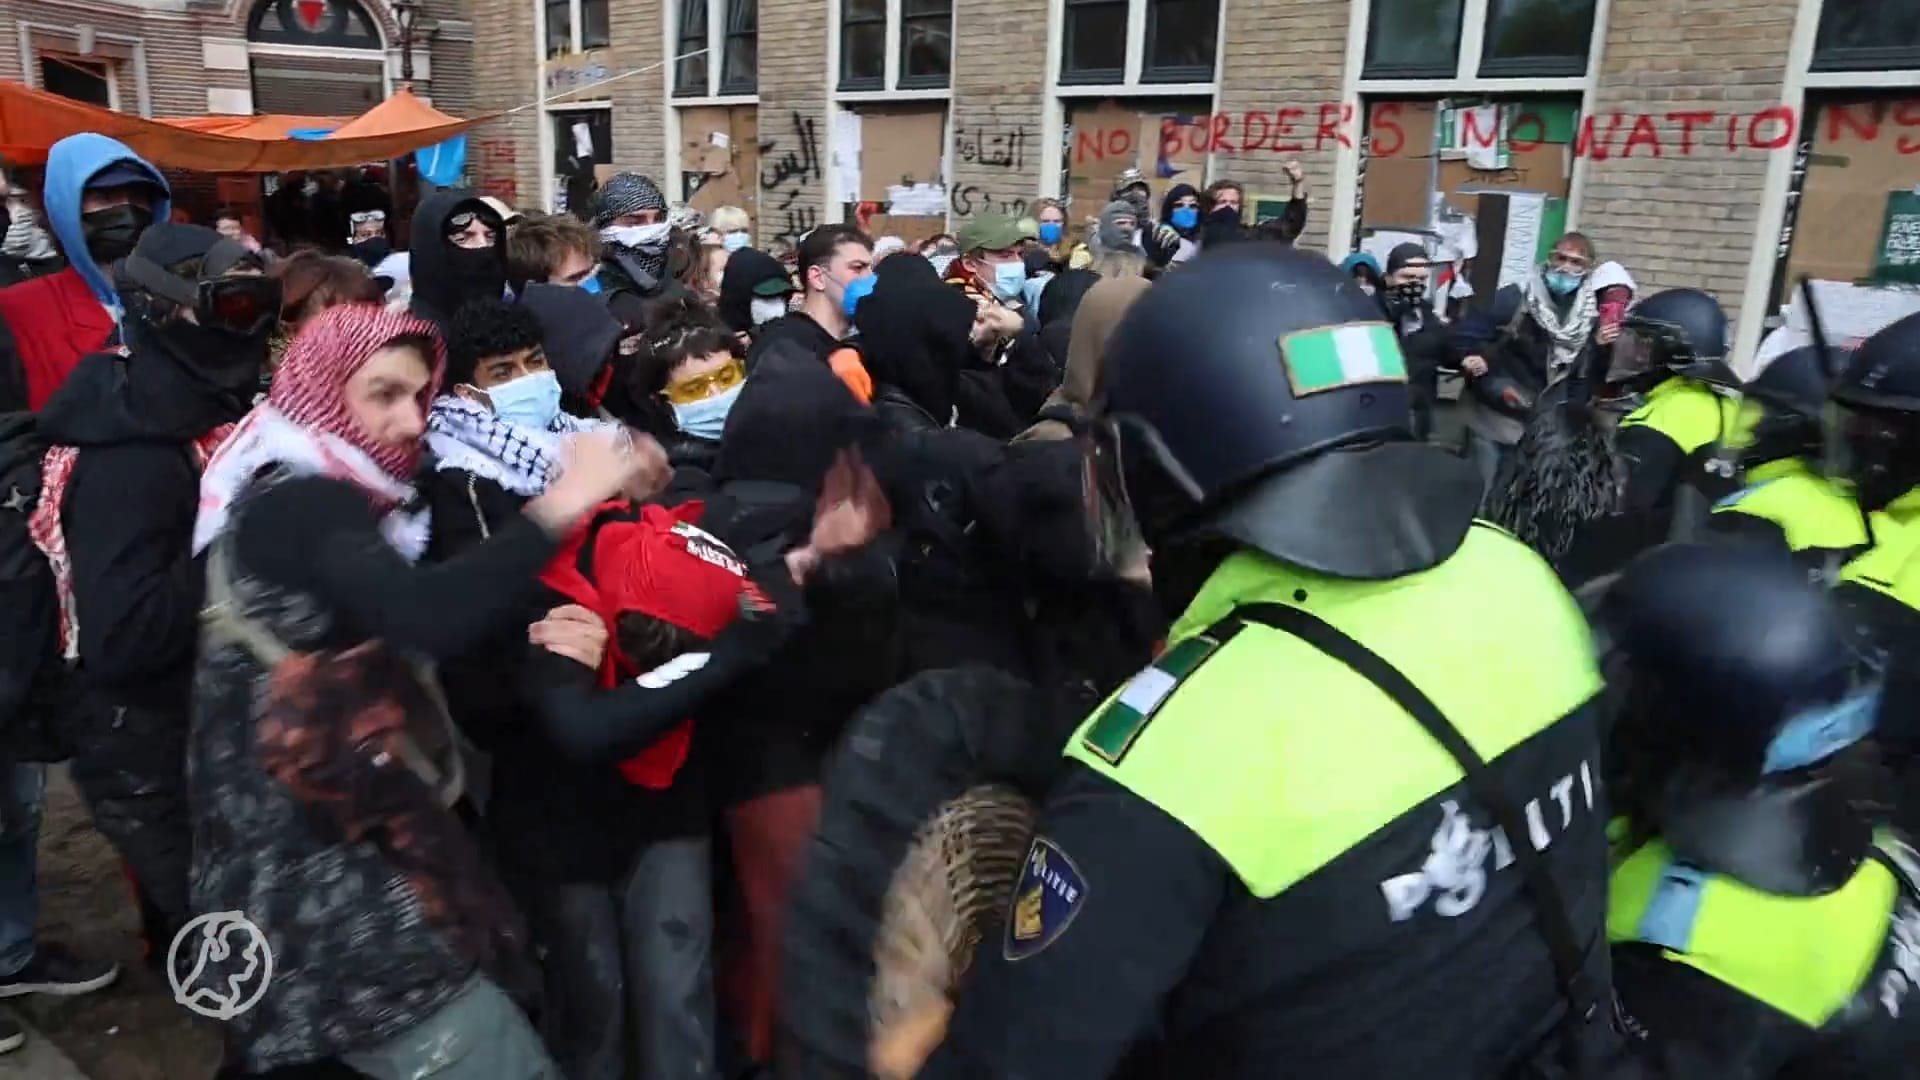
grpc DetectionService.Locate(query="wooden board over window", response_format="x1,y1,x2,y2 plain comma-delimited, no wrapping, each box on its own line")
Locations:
856,106,946,202
1783,97,1920,290
681,105,760,222
1064,97,1213,226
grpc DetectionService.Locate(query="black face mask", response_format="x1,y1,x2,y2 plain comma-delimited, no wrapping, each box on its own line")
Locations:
444,243,506,301
1386,280,1427,312
81,204,154,266
350,237,392,267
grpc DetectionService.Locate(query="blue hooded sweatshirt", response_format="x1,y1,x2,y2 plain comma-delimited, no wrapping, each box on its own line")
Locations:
40,133,171,309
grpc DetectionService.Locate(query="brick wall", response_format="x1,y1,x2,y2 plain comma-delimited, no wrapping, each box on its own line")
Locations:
607,0,666,183
756,0,828,252
1213,0,1347,250
466,0,543,209
1580,0,1800,349
947,0,1048,229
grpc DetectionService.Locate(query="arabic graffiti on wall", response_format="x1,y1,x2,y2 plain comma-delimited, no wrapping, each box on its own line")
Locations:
760,111,823,249
956,127,1027,172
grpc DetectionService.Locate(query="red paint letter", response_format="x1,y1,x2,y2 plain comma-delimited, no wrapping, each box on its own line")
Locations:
1370,103,1405,157
1893,101,1920,154
1667,111,1715,155
1210,113,1235,153
1314,102,1345,149
1508,111,1545,152
1825,102,1880,144
1107,127,1133,160
1240,110,1272,153
1725,113,1740,151
1272,108,1307,153
1462,106,1499,149
1160,118,1185,162
1747,105,1796,150
1074,129,1106,164
1574,113,1621,160
1621,114,1664,158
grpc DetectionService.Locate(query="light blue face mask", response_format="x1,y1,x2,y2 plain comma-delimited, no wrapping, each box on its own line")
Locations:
486,369,562,430
673,380,744,440
842,272,878,319
578,271,604,294
1170,206,1200,230
1544,270,1584,297
722,231,751,253
1038,222,1063,245
990,260,1028,302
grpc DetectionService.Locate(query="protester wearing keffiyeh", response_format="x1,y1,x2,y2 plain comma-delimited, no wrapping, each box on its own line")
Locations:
426,394,612,496
594,172,672,282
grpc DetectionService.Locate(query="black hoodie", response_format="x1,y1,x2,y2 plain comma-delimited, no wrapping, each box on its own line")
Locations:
37,330,251,707
717,247,791,336
517,282,622,413
408,190,508,330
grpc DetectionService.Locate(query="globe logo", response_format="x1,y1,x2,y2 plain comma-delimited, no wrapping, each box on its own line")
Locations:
167,911,274,1021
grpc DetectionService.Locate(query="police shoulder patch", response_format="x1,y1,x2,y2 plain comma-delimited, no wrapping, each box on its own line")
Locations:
1004,836,1088,961
1080,632,1223,766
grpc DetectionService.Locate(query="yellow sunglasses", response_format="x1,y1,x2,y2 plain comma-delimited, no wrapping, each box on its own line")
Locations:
661,358,746,405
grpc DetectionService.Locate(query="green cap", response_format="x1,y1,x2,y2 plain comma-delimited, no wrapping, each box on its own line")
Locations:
956,213,1032,254
751,275,795,297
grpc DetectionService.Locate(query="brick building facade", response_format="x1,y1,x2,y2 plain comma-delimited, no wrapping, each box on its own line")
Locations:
0,0,474,222
91,0,1884,367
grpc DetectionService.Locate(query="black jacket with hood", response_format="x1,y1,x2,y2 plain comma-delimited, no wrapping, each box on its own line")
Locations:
408,190,509,331
718,247,791,337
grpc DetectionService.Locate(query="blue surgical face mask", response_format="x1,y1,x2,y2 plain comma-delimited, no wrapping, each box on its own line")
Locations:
1170,206,1200,231
1037,222,1063,245
722,230,751,253
990,260,1027,302
1544,270,1584,297
842,272,877,318
485,369,562,430
578,272,604,294
673,380,743,440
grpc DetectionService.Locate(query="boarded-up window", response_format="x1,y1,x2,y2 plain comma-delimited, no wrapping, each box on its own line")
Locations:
681,105,761,226
1780,97,1920,291
838,105,950,243
1360,96,1579,305
1064,98,1213,226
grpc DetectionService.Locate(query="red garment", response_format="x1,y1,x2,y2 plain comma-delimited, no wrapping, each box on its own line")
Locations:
717,784,823,1063
268,304,446,484
0,269,117,410
535,500,750,788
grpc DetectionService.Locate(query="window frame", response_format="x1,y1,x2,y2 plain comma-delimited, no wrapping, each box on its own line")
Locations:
1051,0,1219,92
541,0,611,57
718,0,758,95
836,0,953,93
1361,0,1466,80
1809,0,1920,73
1354,0,1604,93
37,54,118,111
670,0,759,101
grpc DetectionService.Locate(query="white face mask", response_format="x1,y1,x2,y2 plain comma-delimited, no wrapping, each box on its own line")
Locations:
749,297,788,326
602,222,671,251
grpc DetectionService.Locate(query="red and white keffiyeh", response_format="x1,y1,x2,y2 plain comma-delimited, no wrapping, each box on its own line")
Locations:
193,304,446,559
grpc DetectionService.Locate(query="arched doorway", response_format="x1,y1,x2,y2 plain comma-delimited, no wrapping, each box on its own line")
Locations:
246,0,388,116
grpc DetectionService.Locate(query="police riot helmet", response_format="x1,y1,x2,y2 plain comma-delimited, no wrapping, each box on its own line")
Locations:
1610,288,1738,390
1830,313,1920,513
1598,543,1878,893
1091,244,1482,579
1737,345,1829,468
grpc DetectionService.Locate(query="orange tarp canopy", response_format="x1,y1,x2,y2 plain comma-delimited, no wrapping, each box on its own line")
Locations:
0,83,487,172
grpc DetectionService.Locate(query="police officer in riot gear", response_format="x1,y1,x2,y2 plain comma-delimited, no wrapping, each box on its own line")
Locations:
910,246,1620,1078
1708,345,1868,572
1599,542,1920,1077
1609,288,1744,517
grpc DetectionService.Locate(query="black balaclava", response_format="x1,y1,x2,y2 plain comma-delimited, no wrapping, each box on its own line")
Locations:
1383,242,1430,314
1113,168,1152,223
854,268,976,425
408,189,507,327
594,173,671,280
116,223,274,418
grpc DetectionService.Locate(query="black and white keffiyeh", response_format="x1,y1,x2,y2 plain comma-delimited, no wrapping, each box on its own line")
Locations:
425,394,611,496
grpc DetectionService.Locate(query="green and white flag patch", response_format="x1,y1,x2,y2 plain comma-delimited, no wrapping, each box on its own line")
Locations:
1080,634,1222,766
1281,323,1407,397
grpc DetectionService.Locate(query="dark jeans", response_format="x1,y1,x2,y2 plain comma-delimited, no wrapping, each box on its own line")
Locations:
70,702,192,946
525,837,715,1080
0,760,44,978
1464,428,1516,500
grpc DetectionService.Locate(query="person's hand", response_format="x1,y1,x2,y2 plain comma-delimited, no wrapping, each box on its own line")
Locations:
977,303,1024,341
870,999,953,1080
1597,322,1621,346
1462,354,1489,378
529,604,608,670
1284,161,1305,186
618,430,671,501
785,450,892,584
526,430,648,534
243,234,264,253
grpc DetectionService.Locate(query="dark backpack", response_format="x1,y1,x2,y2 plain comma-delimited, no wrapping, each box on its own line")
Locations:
0,412,73,761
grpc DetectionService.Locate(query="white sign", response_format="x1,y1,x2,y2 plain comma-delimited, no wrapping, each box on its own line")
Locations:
169,911,274,1021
